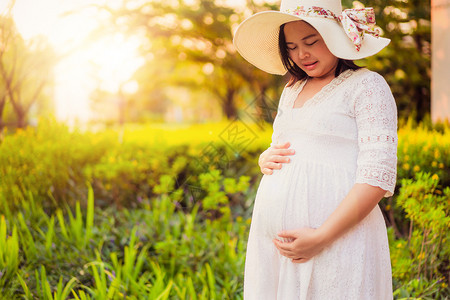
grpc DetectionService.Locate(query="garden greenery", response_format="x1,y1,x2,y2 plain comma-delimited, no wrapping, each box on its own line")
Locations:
0,118,448,299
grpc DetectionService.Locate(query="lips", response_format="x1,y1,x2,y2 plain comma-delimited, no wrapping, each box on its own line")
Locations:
303,61,317,66
302,61,318,70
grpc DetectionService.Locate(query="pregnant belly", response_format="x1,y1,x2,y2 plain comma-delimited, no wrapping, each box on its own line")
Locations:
252,160,354,241
252,164,310,241
252,174,286,240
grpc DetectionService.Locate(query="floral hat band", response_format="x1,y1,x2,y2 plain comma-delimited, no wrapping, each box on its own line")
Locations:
284,6,381,51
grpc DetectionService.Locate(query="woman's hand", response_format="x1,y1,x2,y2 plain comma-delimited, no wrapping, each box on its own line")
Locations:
273,184,387,264
272,228,325,263
259,142,295,175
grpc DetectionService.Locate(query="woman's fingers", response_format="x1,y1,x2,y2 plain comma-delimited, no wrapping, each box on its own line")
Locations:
262,155,291,168
271,142,295,156
279,148,296,155
259,143,295,175
270,148,295,157
273,142,290,149
261,168,273,175
261,163,279,172
273,239,294,251
274,245,295,258
270,155,291,163
274,240,310,261
284,148,296,155
273,239,297,258
292,258,310,264
268,162,282,169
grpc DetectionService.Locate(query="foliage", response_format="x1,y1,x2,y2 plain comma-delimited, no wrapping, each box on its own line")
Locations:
397,118,450,188
0,11,55,129
91,0,286,122
0,0,434,128
0,118,270,210
0,215,19,288
89,0,433,124
0,118,115,210
0,182,249,299
0,119,449,298
389,172,449,299
351,0,431,121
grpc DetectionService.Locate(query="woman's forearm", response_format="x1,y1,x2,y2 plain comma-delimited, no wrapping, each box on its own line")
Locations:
316,183,387,247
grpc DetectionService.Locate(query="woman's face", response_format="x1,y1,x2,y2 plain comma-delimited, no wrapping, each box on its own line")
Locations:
283,20,339,79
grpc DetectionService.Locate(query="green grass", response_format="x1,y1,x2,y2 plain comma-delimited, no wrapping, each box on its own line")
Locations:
0,119,448,298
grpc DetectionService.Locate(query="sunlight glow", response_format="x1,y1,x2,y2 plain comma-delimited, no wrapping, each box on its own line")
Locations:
86,33,145,93
3,0,143,124
1,0,255,124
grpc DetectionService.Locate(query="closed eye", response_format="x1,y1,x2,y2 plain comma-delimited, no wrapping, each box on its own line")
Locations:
305,40,318,46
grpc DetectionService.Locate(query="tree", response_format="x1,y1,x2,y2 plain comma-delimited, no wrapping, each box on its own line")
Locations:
96,0,285,121
0,8,55,129
345,0,431,121
95,0,431,122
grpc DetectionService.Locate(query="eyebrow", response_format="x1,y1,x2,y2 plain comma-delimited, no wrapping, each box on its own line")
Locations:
286,34,317,44
301,34,317,40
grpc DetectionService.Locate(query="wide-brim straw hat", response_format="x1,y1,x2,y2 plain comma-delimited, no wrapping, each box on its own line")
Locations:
233,0,390,75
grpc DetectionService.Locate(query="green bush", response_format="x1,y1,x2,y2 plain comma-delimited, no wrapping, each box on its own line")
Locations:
389,172,449,298
0,118,449,298
0,118,115,211
1,185,250,298
397,119,450,187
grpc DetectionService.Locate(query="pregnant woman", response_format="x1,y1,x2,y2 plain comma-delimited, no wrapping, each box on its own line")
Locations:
233,0,398,299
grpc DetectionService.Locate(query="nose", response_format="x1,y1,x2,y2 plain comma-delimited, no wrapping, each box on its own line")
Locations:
298,47,309,59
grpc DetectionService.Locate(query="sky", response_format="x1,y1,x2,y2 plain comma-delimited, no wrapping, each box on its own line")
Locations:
0,0,249,124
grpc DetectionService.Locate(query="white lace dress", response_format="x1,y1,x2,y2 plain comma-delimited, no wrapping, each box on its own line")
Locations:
244,68,397,300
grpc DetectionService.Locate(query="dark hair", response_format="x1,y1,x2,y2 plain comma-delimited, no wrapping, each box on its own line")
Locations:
278,23,362,87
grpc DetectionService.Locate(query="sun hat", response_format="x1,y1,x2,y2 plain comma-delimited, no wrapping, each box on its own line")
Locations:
233,0,390,75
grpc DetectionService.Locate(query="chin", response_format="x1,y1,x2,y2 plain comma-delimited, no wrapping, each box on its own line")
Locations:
303,69,321,78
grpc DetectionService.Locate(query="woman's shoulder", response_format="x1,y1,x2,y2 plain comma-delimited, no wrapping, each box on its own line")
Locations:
350,68,390,87
343,68,393,101
280,77,306,97
283,77,306,91
345,68,396,110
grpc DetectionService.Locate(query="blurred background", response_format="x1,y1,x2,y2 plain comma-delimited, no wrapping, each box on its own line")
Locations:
1,0,449,299
0,0,437,128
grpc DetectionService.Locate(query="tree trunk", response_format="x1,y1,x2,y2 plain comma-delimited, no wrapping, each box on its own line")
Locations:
0,97,5,131
413,33,429,121
222,89,237,119
17,109,27,128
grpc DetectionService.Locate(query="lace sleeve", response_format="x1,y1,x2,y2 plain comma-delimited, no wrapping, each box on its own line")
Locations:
353,72,398,197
